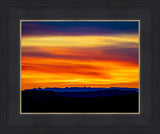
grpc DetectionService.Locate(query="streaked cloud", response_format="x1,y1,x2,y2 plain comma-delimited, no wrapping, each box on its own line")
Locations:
21,21,139,90
21,34,138,48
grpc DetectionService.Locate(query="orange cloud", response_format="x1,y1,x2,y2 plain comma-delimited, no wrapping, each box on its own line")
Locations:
21,34,139,90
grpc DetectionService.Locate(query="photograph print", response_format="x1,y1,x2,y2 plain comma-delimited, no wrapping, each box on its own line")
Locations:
21,20,139,113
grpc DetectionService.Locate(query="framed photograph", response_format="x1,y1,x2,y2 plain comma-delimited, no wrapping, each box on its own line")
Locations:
0,0,160,134
21,20,140,114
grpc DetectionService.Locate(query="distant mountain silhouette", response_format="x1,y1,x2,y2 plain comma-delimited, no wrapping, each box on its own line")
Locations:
22,87,139,113
24,87,138,93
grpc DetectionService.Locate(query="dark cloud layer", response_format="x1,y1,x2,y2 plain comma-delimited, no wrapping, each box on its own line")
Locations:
22,21,139,36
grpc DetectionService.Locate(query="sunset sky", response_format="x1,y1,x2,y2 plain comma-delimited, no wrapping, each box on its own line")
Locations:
21,21,139,90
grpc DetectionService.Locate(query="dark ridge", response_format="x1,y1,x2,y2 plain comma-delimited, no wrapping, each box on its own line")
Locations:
24,87,139,93
22,88,139,113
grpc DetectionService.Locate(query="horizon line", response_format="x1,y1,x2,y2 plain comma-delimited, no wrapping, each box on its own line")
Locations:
23,86,139,90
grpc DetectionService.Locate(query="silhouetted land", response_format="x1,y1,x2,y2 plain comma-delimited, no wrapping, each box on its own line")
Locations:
22,87,139,113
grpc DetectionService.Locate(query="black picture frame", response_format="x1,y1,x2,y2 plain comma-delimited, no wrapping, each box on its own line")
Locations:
0,0,160,134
